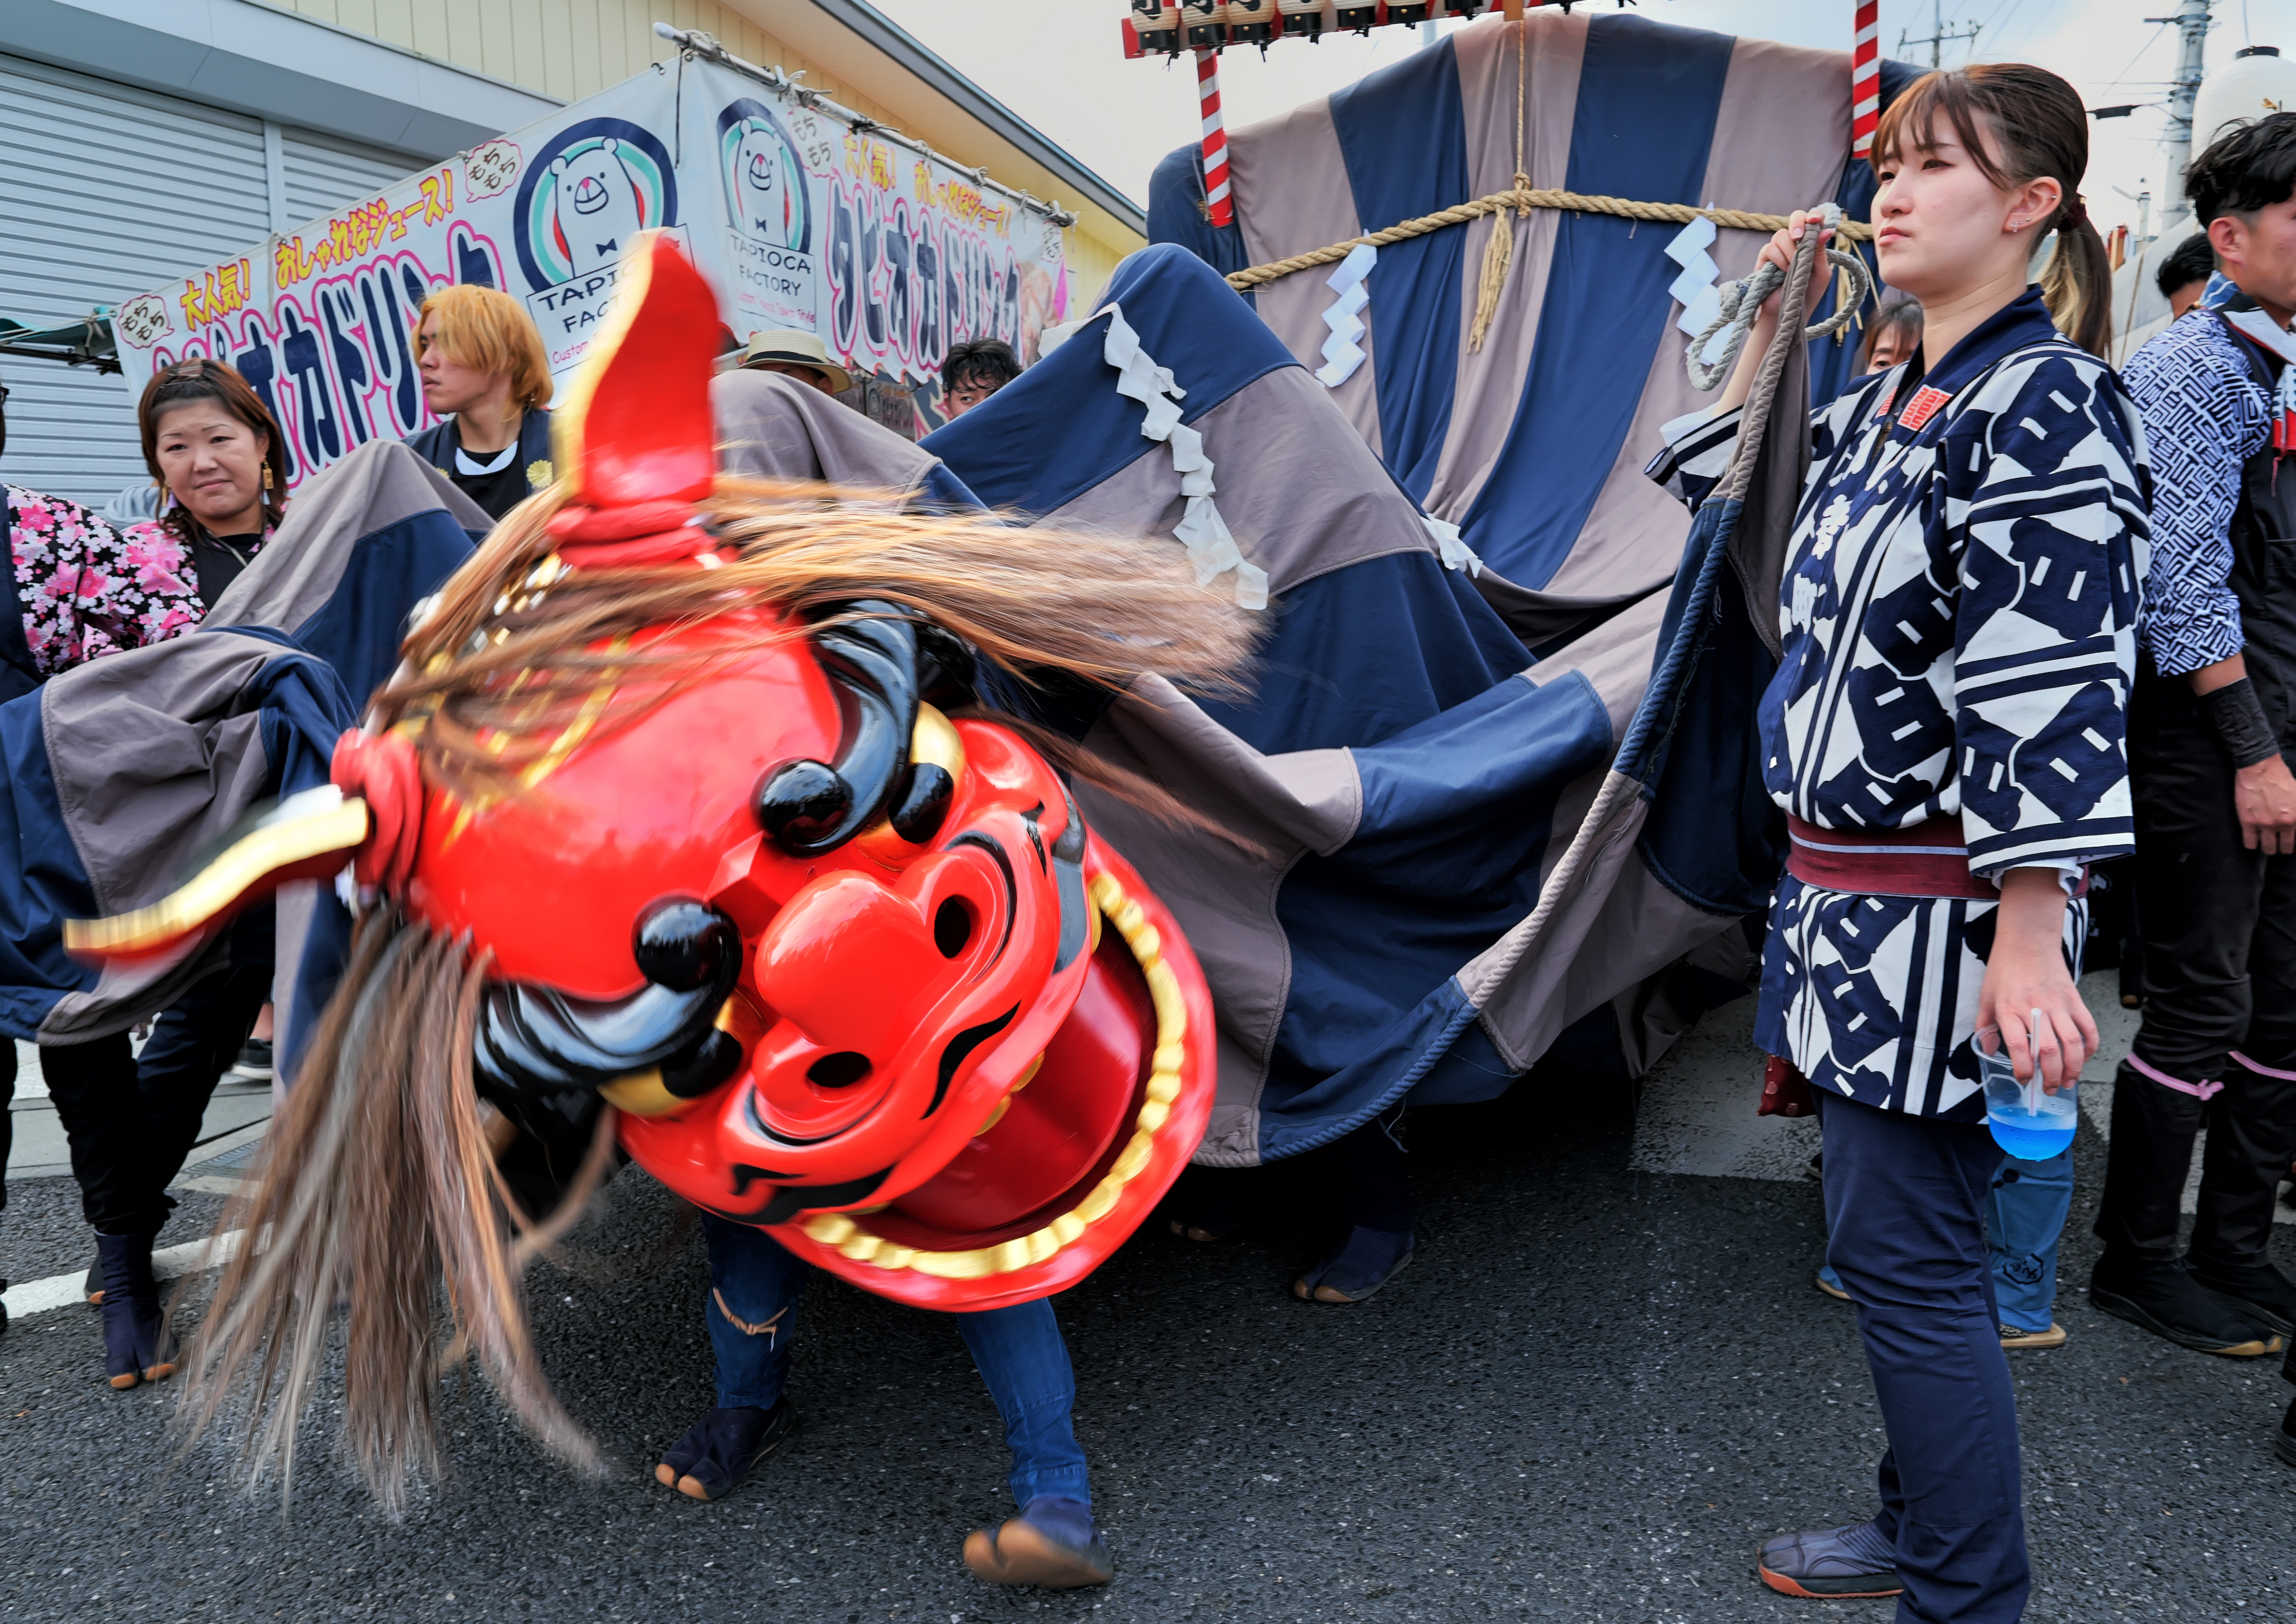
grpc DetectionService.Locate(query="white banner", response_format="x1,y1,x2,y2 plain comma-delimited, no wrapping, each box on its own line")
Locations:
113,56,1073,491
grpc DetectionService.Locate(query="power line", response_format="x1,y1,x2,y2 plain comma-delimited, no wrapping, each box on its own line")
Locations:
1899,0,1982,69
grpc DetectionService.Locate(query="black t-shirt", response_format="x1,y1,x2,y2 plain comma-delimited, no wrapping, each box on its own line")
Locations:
192,530,265,611
447,426,529,522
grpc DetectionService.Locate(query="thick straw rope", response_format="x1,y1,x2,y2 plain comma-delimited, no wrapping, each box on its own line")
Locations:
1467,21,1533,352
1225,192,1875,293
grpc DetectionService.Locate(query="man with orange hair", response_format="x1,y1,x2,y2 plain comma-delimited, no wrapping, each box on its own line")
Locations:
403,284,556,523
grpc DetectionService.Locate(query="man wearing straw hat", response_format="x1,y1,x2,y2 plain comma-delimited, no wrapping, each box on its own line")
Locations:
729,329,852,397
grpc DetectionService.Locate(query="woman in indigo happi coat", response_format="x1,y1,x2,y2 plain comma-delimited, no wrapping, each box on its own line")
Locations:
1649,66,2147,1623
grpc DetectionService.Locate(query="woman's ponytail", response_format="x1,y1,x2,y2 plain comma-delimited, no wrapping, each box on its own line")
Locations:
2038,202,2114,357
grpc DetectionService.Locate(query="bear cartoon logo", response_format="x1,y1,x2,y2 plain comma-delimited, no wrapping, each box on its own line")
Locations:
716,102,812,253
512,119,677,295
547,138,649,276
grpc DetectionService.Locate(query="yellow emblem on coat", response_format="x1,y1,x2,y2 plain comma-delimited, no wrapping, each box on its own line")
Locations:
526,459,554,490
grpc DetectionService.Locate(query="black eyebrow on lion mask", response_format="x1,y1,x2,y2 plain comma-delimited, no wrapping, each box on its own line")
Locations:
752,600,976,858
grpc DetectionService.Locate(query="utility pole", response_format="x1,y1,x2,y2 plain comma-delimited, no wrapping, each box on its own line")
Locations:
2154,0,2215,227
1898,0,1980,68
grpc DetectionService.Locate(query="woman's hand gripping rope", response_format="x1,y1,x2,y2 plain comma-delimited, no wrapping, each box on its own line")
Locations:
1696,205,1874,398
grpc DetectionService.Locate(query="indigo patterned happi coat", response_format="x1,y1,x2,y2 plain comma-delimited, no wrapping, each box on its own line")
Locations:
1652,288,2151,1117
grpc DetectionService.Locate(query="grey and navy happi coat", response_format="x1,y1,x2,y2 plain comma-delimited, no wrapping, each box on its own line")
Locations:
1650,288,2151,1117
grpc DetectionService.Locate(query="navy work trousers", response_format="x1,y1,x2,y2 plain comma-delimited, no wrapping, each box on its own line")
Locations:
701,1214,1090,1509
1817,1089,2029,1624
38,963,268,1234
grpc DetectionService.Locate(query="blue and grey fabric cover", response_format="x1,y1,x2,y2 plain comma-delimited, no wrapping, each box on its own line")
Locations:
0,442,481,1047
923,237,1790,1166
1151,10,1920,574
925,12,1895,1166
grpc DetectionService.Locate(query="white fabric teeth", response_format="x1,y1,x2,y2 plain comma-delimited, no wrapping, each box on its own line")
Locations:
1315,241,1377,388
1100,303,1269,611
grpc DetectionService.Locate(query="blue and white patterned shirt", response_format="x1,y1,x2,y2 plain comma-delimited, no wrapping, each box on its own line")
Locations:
1652,289,2149,875
1647,289,2151,1116
2121,309,2268,677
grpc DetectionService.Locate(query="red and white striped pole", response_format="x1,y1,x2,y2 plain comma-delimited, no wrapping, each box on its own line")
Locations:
1196,47,1233,227
1851,0,1880,159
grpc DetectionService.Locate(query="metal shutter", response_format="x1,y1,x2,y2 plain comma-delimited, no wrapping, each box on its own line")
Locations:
282,126,423,225
0,53,272,506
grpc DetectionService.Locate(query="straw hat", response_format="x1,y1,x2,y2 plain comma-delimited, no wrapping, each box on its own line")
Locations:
729,328,851,395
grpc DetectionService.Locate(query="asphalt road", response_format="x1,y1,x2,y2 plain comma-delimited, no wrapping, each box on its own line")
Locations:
2,1001,2291,1623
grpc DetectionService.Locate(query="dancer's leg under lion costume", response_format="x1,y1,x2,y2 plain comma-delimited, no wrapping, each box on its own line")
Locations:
69,236,1245,1586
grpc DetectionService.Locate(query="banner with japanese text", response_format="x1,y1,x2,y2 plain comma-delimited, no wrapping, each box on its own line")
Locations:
113,56,1072,491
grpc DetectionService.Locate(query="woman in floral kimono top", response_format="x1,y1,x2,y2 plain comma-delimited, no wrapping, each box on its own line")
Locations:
1647,66,2146,1624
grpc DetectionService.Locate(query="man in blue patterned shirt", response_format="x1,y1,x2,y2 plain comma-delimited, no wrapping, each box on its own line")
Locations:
2104,117,2296,1438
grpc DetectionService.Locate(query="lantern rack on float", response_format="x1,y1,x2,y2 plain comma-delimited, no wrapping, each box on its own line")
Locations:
1125,1,1600,59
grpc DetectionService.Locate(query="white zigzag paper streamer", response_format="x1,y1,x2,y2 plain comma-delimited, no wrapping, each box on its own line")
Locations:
1665,209,1734,367
1314,241,1377,388
1101,303,1269,611
1421,514,1483,578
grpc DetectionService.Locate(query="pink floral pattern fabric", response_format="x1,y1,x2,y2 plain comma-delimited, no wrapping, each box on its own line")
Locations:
5,488,210,675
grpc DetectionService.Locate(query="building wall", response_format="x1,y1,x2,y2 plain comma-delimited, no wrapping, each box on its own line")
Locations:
264,0,1135,308
265,0,894,126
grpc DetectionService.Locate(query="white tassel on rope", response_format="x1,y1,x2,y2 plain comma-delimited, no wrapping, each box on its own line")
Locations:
1101,303,1269,611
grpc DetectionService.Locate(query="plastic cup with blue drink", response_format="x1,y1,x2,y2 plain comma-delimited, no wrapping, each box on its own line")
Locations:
1976,1009,2078,1160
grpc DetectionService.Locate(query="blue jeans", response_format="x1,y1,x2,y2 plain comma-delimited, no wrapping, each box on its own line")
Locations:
1817,1090,2027,1624
1984,1150,2073,1332
1819,1144,2074,1332
702,1214,1090,1507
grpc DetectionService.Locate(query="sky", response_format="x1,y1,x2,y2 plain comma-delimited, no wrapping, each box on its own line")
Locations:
867,0,2296,248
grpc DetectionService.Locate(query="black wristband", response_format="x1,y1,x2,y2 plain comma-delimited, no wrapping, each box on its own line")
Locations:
2198,675,2281,770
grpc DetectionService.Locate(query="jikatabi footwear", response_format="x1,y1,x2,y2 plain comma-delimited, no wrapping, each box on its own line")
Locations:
964,1495,1113,1588
1814,1267,1851,1301
653,1400,798,1501
1756,1519,1903,1599
93,1230,175,1389
1293,1224,1413,1303
2089,1255,2279,1357
1999,1322,2067,1350
2186,1256,2296,1338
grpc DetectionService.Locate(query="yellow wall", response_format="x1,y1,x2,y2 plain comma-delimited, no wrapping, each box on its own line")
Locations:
268,0,896,125
263,0,1139,301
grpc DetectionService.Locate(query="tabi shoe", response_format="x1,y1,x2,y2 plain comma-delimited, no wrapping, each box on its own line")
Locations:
963,1494,1113,1589
653,1400,798,1501
2276,1398,2296,1470
1999,1322,2067,1350
1755,1519,1904,1599
93,1230,176,1389
1814,1266,1851,1302
1163,1164,1254,1244
2089,1255,2278,1357
84,1256,103,1307
2185,1256,2296,1339
1293,1224,1413,1303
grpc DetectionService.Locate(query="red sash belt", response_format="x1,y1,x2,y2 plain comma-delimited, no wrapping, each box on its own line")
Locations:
1784,815,2088,901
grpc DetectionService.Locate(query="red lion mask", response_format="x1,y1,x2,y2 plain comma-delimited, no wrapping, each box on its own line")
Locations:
72,234,1217,1312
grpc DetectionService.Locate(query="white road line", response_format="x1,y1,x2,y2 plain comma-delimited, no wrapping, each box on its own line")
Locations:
2,1229,246,1321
